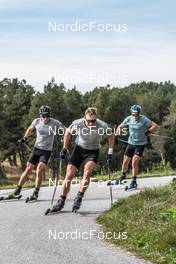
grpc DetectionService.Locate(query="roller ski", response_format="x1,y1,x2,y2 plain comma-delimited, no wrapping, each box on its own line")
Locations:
107,173,127,186
0,193,22,201
72,193,83,213
125,177,138,191
25,189,39,203
0,186,22,201
45,197,65,215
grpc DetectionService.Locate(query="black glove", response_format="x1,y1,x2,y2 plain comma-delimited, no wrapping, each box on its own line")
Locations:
60,148,67,160
145,130,151,136
106,154,113,164
18,137,27,144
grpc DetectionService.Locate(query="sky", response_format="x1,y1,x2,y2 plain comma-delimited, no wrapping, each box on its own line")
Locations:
0,0,176,93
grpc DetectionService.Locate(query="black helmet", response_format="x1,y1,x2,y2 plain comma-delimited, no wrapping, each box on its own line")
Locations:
130,105,141,115
39,105,51,117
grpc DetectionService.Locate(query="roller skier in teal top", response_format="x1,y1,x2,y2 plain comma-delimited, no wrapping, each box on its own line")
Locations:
116,105,158,190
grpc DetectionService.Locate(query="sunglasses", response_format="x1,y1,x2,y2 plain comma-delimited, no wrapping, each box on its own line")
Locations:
132,113,139,117
41,114,49,118
85,118,96,124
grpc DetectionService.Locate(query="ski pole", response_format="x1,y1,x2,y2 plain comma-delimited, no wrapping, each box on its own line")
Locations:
66,148,71,158
49,148,69,205
117,138,129,144
23,143,32,152
150,133,174,140
118,134,174,143
107,162,113,206
50,158,62,206
18,139,32,152
158,149,166,171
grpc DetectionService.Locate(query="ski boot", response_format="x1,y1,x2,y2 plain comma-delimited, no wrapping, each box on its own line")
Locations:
72,192,83,213
0,187,22,201
107,172,127,186
45,197,65,215
25,189,39,203
125,177,138,191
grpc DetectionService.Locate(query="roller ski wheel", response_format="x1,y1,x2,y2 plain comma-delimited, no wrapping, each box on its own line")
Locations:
0,194,22,201
72,207,79,213
25,197,30,203
72,194,82,213
25,196,38,203
45,199,65,215
125,183,138,191
45,208,51,215
124,185,128,191
25,193,38,203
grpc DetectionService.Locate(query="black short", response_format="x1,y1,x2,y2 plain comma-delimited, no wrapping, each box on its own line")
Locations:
28,147,51,165
69,145,100,169
124,144,146,158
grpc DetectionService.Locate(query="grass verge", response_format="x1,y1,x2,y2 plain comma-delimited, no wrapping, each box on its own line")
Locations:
97,181,176,264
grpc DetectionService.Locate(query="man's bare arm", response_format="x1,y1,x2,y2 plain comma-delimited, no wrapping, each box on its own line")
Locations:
148,121,158,133
63,129,72,150
24,125,34,139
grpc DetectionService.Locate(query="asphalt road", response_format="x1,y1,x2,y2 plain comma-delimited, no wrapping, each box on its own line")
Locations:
0,176,174,264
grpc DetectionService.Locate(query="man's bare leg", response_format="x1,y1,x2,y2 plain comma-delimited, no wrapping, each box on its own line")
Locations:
18,162,34,187
131,155,141,177
61,164,77,196
26,162,47,201
128,155,141,189
48,164,77,212
72,161,96,212
35,162,46,188
122,155,131,174
8,162,34,198
79,161,96,193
